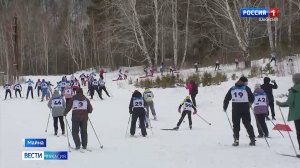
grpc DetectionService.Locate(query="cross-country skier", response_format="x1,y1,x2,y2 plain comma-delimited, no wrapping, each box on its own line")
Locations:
215,59,220,71
186,80,198,107
252,84,269,138
223,76,256,146
63,82,74,106
3,82,12,100
129,90,147,137
72,78,80,93
174,96,197,130
269,52,277,66
64,88,93,150
99,68,105,80
41,79,48,102
26,79,34,99
80,73,86,86
276,73,300,152
143,88,157,121
160,62,164,76
35,79,42,97
48,90,66,136
90,78,103,100
261,77,278,120
13,82,22,98
98,78,110,97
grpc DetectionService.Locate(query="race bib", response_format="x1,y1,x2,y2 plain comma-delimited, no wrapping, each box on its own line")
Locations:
183,102,193,111
133,98,144,108
73,82,79,87
28,82,33,87
92,81,98,86
99,81,105,86
51,98,63,107
5,85,10,89
15,85,21,90
254,94,267,107
64,88,72,95
231,87,248,102
61,82,66,87
41,83,48,89
145,92,152,98
72,100,88,110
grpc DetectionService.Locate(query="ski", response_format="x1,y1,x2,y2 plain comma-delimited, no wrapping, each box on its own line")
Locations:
276,152,300,158
160,128,178,131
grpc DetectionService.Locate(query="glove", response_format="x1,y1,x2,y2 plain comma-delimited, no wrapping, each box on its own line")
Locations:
193,111,197,115
63,112,67,116
178,109,181,113
129,109,133,114
223,109,227,113
271,80,276,83
275,100,280,106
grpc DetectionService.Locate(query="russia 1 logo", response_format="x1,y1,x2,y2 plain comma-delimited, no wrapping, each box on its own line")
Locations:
269,8,278,18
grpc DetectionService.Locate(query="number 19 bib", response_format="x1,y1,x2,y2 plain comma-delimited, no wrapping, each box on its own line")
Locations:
231,87,248,102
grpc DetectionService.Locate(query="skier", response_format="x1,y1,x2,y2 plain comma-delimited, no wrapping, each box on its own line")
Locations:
99,68,105,80
98,78,110,97
118,69,123,80
70,74,75,83
79,73,86,86
35,79,42,97
186,80,198,107
269,52,277,66
252,84,269,138
64,88,93,150
63,82,74,106
215,59,220,71
129,90,147,137
194,62,199,72
169,64,175,76
144,66,148,76
235,58,239,69
3,82,12,100
13,82,22,98
160,62,164,76
46,81,54,100
40,79,48,102
48,90,66,136
143,88,157,121
72,78,81,93
276,73,300,152
54,81,62,95
223,76,256,146
25,79,34,99
90,78,103,100
261,77,278,120
174,96,197,130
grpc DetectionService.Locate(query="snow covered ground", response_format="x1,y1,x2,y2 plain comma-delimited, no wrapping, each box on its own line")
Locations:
1,60,300,168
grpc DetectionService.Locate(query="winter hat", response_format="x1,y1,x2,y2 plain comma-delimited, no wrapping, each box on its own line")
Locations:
254,83,261,89
186,96,191,100
76,88,83,94
239,76,248,83
132,90,142,97
292,73,300,84
264,77,271,84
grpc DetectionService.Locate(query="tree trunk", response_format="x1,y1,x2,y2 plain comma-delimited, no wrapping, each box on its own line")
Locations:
153,0,159,67
180,0,190,69
172,0,178,67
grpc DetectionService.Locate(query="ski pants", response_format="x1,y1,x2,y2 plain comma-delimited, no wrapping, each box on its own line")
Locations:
53,116,65,133
72,120,88,148
90,87,102,99
215,63,220,71
99,86,110,97
5,89,11,99
37,86,41,97
15,89,21,98
232,110,255,140
295,119,300,150
255,114,269,136
268,101,275,118
191,93,197,107
26,86,34,99
177,111,192,127
145,101,156,118
130,111,147,136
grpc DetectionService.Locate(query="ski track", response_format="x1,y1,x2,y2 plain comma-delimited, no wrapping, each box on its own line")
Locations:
1,60,300,168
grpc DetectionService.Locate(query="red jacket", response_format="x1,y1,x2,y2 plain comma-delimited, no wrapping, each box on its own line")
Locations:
186,83,192,94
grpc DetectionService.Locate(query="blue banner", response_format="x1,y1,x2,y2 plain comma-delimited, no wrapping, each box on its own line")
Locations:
240,8,268,17
23,138,46,147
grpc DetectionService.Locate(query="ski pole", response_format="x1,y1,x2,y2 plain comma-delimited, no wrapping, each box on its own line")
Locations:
147,115,154,135
278,106,298,156
196,114,212,125
250,108,270,148
88,117,104,149
65,116,72,135
106,87,113,97
225,112,237,140
64,116,71,152
45,109,51,132
125,114,131,137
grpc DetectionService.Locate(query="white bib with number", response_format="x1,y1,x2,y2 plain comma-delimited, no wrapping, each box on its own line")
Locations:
5,85,10,89
183,101,193,111
51,98,63,107
15,85,21,90
231,87,248,102
72,100,88,110
133,98,144,108
254,94,267,107
61,82,66,87
92,81,98,86
41,83,48,89
64,88,72,95
99,81,105,86
28,82,33,87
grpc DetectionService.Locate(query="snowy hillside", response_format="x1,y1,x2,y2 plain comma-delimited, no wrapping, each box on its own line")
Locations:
1,59,300,168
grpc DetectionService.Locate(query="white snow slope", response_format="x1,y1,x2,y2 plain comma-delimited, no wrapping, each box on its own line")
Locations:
1,60,300,168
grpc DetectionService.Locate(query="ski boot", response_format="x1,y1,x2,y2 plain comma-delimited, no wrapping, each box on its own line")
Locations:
54,131,58,136
154,116,157,121
249,139,256,146
62,130,65,135
272,116,276,120
257,134,263,138
173,126,179,130
232,140,239,146
266,116,270,120
189,125,192,130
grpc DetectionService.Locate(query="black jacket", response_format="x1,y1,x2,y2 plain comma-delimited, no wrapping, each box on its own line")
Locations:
261,79,278,102
223,82,254,112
